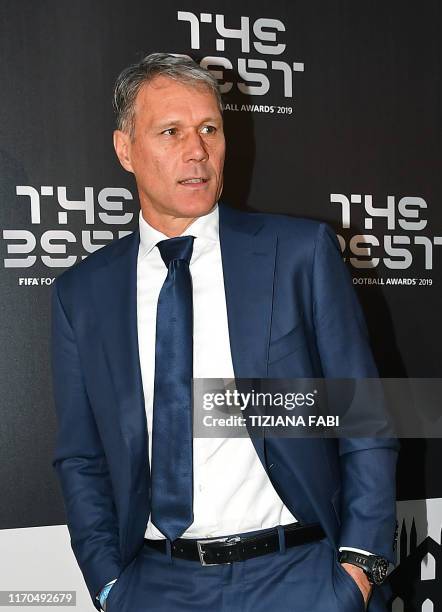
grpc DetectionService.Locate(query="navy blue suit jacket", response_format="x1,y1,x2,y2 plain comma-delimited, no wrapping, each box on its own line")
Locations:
51,202,398,609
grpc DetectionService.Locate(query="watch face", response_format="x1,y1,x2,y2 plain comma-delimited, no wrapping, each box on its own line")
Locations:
372,557,389,585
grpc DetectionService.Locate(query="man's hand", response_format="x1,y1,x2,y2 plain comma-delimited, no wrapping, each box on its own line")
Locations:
341,562,372,608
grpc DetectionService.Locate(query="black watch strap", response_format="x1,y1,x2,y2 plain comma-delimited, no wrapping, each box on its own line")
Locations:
338,550,389,585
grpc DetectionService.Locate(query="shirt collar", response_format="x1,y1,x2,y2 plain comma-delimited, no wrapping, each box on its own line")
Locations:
138,202,219,258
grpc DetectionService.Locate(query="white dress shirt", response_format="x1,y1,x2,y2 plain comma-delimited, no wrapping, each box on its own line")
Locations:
137,203,298,539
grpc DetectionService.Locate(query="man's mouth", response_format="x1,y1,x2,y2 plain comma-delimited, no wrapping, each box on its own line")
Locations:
178,177,209,184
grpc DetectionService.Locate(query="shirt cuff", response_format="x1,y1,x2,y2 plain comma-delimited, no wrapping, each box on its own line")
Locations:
339,546,375,556
96,579,117,611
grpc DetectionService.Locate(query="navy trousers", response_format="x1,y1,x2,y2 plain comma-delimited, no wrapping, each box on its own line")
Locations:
104,532,389,612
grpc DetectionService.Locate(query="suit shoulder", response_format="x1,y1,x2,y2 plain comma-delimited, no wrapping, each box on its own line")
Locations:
247,209,332,245
53,230,136,296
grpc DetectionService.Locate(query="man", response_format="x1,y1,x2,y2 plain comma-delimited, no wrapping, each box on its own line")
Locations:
51,53,398,611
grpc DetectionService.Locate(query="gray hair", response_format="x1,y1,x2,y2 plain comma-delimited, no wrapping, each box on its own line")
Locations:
113,52,223,138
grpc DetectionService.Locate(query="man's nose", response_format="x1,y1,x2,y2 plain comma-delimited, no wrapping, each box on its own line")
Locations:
183,131,208,162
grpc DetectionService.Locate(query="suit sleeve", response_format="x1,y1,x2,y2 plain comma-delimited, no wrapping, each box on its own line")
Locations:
312,222,399,564
51,279,122,609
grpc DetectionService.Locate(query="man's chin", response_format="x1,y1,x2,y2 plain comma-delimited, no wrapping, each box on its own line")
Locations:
172,196,218,219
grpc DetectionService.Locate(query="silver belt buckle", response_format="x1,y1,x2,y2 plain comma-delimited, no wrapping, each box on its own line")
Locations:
197,536,241,566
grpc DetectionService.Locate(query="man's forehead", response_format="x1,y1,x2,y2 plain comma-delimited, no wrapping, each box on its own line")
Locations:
134,77,222,124
136,76,219,107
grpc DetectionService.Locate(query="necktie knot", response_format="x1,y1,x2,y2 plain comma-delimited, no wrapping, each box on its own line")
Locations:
157,235,194,268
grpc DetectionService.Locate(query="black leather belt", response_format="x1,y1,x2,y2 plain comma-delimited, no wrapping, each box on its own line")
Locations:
144,522,325,566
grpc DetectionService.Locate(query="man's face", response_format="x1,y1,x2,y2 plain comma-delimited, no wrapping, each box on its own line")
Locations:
113,75,225,226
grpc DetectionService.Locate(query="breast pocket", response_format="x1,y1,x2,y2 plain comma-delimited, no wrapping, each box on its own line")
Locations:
268,324,306,365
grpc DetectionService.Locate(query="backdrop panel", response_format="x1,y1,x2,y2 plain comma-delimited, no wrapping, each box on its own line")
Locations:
0,1,440,609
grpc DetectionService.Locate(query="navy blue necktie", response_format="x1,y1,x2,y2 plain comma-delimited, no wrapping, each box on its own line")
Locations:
150,235,195,541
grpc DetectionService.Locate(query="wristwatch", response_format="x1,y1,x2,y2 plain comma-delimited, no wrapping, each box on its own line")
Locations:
338,550,389,585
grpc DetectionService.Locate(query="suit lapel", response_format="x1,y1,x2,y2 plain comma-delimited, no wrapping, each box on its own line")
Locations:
91,230,148,470
219,203,277,468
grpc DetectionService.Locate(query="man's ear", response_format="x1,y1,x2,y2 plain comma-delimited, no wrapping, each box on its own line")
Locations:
113,130,134,173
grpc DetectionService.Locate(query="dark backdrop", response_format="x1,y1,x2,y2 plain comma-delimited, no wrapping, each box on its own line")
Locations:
0,1,440,608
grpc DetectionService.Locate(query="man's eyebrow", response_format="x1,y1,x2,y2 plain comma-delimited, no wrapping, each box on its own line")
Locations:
198,116,222,124
154,116,222,129
154,119,182,129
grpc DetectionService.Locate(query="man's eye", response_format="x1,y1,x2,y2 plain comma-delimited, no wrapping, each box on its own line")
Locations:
201,125,216,134
162,128,177,135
